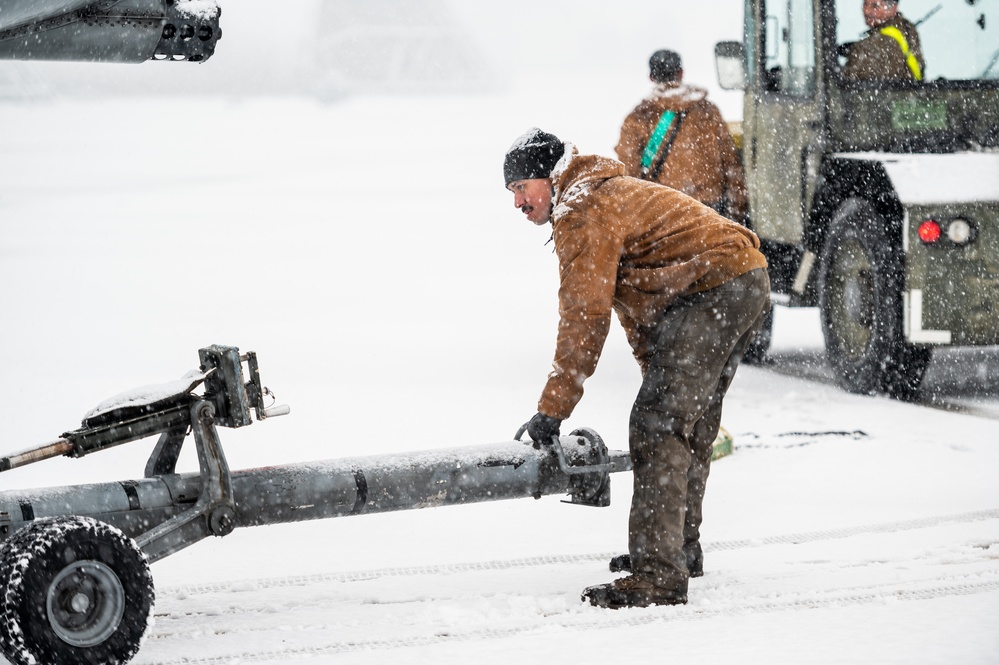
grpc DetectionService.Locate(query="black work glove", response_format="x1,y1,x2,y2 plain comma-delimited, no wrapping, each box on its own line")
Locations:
527,412,562,445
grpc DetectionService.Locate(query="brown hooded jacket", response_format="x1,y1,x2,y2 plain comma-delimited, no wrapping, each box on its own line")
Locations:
615,83,748,224
537,148,767,420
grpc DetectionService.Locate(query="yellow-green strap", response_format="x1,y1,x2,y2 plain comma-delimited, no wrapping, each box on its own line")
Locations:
879,26,922,81
641,110,678,172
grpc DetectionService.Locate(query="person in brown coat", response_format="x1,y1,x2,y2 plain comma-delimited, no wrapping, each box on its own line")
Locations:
615,49,748,226
504,128,769,609
842,0,925,82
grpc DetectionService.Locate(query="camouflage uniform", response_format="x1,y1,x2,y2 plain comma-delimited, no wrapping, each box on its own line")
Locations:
842,13,925,82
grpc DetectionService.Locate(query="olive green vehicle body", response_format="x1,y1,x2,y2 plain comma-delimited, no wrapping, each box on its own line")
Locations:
723,0,999,371
904,200,999,345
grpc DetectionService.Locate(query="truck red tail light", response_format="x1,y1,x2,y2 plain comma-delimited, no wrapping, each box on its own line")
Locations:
917,218,976,247
918,220,942,244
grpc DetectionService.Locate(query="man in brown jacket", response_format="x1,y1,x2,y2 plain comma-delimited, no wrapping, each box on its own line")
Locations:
842,0,925,82
615,49,747,225
504,128,769,608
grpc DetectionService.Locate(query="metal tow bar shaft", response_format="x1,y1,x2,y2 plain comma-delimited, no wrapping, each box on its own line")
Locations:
0,430,631,561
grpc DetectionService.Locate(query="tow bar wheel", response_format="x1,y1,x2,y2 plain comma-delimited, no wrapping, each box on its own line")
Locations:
0,516,154,665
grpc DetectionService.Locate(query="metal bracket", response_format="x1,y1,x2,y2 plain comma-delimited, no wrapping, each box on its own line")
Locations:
135,399,235,563
143,426,189,478
513,423,630,475
514,424,631,508
546,434,630,476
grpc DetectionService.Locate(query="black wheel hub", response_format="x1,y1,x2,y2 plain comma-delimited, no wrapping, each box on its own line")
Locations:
47,560,125,648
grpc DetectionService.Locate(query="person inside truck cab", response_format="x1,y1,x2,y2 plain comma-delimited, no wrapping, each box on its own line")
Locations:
841,0,925,82
615,50,748,227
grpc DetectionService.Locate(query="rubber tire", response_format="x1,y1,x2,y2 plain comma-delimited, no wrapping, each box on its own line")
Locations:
741,299,774,365
0,516,155,665
817,199,931,397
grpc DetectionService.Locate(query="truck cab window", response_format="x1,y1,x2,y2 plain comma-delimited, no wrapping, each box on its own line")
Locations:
762,0,817,94
836,0,999,84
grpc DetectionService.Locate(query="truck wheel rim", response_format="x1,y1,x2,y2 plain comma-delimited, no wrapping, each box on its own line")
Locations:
830,237,874,360
46,560,126,647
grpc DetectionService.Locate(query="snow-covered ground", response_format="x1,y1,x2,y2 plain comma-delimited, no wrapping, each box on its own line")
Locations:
1,4,998,662
1,92,996,665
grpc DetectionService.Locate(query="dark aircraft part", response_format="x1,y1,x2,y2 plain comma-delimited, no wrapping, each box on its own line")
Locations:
0,0,221,63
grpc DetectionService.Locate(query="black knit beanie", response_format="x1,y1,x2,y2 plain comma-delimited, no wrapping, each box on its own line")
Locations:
503,128,565,185
649,49,682,83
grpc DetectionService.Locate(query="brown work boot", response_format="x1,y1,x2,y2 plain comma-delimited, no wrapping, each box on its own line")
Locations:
582,575,687,609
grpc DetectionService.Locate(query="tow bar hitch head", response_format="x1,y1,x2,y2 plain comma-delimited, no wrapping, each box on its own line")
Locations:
0,345,287,474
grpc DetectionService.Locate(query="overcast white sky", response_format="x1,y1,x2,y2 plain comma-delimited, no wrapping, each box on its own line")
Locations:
452,0,746,115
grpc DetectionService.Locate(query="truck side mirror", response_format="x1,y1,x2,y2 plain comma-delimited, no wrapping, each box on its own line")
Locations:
715,41,747,90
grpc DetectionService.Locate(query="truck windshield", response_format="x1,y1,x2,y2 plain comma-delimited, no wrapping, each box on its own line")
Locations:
837,0,999,81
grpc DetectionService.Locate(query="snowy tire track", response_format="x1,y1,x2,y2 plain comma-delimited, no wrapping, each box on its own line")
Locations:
140,573,999,664
155,507,999,598
133,509,999,664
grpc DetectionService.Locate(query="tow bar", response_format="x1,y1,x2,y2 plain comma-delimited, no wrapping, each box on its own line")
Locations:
0,345,630,665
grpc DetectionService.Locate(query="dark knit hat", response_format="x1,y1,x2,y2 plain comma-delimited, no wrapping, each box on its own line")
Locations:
649,49,682,83
503,128,565,185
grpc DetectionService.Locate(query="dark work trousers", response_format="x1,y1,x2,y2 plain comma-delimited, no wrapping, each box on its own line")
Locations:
629,268,770,590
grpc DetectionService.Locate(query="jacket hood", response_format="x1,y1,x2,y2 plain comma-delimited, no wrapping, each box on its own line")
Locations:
644,83,708,111
551,146,626,215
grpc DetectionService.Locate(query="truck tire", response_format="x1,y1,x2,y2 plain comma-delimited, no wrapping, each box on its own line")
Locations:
742,299,773,364
0,516,154,665
818,199,931,397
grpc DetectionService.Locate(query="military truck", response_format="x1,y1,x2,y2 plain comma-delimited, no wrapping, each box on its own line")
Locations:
715,0,999,397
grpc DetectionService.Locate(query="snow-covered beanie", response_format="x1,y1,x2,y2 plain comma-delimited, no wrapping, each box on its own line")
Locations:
504,128,565,185
649,49,682,83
